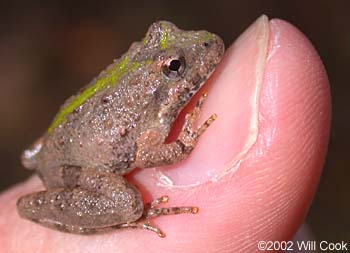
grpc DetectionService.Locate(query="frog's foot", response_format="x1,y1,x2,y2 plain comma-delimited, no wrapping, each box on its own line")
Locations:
178,92,217,150
114,195,198,237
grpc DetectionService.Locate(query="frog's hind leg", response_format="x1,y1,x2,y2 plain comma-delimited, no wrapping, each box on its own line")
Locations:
111,195,198,237
17,168,198,236
16,168,144,234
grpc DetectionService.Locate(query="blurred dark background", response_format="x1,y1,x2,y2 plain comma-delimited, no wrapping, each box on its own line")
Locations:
0,0,348,242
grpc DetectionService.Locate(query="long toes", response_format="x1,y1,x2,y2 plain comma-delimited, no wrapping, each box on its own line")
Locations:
197,113,217,136
143,222,166,237
147,195,169,208
146,206,199,219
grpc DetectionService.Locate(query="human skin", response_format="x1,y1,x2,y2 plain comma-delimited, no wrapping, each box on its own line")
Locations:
0,16,331,253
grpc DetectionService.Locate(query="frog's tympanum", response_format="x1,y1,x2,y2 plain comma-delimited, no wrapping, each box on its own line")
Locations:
17,21,224,237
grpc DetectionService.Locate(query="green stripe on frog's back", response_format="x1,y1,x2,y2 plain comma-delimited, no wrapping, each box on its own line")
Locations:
47,56,141,133
159,22,173,50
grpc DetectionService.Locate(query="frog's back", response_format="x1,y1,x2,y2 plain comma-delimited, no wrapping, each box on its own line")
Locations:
23,49,160,175
31,65,159,175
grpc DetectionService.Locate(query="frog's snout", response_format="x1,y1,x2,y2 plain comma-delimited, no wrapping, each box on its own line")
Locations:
204,35,225,63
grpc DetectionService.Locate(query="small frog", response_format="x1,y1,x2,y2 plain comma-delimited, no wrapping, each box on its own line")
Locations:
17,21,224,237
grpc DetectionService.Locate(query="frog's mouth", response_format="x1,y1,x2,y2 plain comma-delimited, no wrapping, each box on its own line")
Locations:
162,66,217,124
183,68,216,101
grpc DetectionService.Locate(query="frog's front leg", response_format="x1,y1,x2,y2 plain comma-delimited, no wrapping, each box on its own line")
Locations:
135,93,217,168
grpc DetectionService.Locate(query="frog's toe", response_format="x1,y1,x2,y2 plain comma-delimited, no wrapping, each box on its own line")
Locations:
143,195,199,219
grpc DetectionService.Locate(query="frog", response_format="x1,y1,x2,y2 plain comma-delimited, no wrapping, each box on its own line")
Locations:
17,21,224,237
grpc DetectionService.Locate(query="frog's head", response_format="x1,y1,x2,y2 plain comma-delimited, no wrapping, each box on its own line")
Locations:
142,21,225,126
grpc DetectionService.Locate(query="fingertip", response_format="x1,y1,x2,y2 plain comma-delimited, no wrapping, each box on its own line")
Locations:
231,17,331,246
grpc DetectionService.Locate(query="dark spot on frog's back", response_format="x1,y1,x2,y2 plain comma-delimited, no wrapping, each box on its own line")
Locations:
101,96,111,104
62,165,82,187
58,136,65,145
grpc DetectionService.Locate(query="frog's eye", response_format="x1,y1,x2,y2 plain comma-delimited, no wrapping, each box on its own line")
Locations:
162,56,186,79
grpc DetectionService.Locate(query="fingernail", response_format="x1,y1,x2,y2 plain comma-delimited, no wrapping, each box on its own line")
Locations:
153,15,270,187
